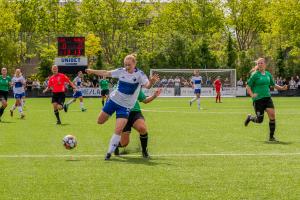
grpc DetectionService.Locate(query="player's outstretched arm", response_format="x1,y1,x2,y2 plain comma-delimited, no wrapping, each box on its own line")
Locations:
144,74,159,89
274,84,288,91
43,86,50,93
143,88,162,104
86,69,112,77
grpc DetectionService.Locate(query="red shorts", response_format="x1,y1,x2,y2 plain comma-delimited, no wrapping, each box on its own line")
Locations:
216,88,221,92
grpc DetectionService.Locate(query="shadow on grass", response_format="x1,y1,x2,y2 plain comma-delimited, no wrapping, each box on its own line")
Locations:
264,141,293,145
107,156,171,166
57,123,70,126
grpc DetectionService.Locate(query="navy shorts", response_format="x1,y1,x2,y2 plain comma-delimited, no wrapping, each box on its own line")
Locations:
102,99,130,119
14,92,25,99
73,91,83,98
194,89,201,94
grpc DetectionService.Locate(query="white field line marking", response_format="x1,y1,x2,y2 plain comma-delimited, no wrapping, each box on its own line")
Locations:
1,153,300,158
141,109,300,115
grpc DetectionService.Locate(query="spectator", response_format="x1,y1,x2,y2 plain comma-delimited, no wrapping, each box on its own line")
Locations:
160,76,168,87
26,79,33,91
237,78,244,87
295,75,299,84
174,76,181,96
85,80,93,87
206,77,212,87
282,78,288,86
92,76,98,87
289,77,296,89
43,76,50,88
224,78,230,87
167,76,174,87
32,79,41,89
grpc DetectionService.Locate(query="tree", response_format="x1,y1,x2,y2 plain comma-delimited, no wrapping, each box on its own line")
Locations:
225,33,237,69
85,33,101,67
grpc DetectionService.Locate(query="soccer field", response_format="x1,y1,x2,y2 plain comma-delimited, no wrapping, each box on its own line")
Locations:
1,97,300,200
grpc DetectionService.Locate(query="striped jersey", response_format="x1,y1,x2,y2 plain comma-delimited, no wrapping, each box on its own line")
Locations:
73,76,83,91
191,76,202,89
12,76,26,94
109,68,149,109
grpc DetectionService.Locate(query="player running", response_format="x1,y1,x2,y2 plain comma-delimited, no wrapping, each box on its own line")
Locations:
99,76,110,106
214,76,222,103
114,88,162,158
189,70,202,110
0,68,11,122
10,69,26,118
86,54,159,160
244,58,287,142
43,65,77,125
64,71,87,112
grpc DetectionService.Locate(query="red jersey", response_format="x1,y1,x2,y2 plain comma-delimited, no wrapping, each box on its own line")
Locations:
214,79,222,90
48,73,70,93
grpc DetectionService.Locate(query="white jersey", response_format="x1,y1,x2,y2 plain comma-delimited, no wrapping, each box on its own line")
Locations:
110,68,149,109
12,76,26,94
73,76,83,91
191,76,202,89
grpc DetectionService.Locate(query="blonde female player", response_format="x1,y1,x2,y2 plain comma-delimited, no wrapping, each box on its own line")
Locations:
86,54,159,160
244,58,287,141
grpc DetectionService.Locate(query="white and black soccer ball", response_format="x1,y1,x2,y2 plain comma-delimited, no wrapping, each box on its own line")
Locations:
63,135,77,150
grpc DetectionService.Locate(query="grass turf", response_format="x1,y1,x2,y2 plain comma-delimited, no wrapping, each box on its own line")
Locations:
0,97,300,199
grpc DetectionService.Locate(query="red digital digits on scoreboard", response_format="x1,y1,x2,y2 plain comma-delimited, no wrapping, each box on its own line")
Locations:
57,37,85,56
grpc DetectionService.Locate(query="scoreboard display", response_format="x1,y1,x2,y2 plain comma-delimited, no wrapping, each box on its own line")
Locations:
57,37,85,56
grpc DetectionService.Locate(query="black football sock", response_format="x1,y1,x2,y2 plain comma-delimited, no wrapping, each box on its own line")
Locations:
269,119,276,138
54,109,61,122
250,115,264,123
140,133,148,152
0,106,5,117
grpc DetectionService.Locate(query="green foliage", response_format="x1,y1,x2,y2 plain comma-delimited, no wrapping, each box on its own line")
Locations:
226,34,237,69
37,45,57,79
0,0,299,78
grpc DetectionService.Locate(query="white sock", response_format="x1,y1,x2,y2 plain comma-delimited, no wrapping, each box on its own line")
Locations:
18,106,23,114
190,97,197,103
197,98,200,110
80,102,84,109
108,134,121,154
11,105,16,111
67,99,74,106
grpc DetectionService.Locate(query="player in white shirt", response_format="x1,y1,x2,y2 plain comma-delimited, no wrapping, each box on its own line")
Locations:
63,71,87,112
10,69,26,118
190,70,202,110
86,54,159,160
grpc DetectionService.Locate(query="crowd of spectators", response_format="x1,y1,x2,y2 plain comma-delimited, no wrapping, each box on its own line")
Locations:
23,74,300,91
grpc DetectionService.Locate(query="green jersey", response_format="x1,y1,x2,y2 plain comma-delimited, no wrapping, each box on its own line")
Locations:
131,90,147,112
247,70,275,101
99,79,109,90
0,75,11,91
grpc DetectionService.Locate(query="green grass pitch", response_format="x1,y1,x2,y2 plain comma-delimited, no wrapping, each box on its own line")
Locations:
0,97,300,199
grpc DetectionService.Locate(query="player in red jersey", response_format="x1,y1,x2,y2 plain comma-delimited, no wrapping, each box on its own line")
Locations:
43,65,76,124
214,76,222,103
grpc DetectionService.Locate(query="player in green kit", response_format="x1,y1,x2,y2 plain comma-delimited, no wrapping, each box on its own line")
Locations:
0,68,12,122
244,58,287,142
99,76,110,106
114,88,162,158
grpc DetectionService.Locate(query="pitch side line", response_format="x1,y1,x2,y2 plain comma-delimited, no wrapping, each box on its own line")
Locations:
1,153,300,158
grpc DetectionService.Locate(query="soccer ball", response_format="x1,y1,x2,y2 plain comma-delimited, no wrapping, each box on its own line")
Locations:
63,135,77,150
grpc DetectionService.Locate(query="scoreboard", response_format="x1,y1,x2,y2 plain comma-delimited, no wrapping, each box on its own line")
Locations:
56,37,87,73
57,37,85,56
